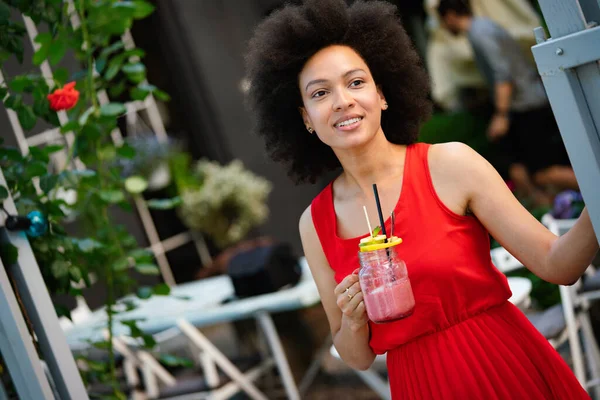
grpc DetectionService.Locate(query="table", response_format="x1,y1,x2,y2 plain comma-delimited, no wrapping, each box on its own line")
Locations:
64,257,320,400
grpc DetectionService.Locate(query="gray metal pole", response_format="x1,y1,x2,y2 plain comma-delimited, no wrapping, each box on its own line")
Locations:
0,256,54,399
0,169,89,400
532,0,600,244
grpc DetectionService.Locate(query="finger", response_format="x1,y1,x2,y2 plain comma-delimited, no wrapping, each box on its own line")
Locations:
348,291,364,311
334,274,359,295
342,292,365,316
346,281,362,298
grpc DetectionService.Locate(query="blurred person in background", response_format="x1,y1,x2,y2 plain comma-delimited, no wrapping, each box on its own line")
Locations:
437,0,578,206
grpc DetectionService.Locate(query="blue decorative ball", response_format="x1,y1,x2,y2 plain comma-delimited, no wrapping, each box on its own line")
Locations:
27,210,47,237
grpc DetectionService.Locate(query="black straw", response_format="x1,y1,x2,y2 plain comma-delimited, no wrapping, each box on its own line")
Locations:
372,184,387,238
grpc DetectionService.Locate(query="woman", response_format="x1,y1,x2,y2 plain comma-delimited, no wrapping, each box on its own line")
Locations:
245,0,598,398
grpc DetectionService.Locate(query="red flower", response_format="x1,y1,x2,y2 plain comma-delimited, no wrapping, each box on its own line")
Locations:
47,82,80,111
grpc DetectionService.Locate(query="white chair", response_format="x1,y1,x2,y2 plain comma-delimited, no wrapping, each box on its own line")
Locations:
542,214,600,396
329,345,390,400
111,324,275,400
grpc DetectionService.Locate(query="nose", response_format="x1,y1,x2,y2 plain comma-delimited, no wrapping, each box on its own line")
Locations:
332,88,355,111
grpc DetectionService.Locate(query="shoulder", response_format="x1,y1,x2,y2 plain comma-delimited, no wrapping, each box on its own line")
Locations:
469,18,503,41
428,142,492,188
429,141,480,166
299,205,315,239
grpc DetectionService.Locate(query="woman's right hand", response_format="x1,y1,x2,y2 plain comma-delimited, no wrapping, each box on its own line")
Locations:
334,272,368,331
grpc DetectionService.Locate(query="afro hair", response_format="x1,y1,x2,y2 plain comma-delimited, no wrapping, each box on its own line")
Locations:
245,0,432,184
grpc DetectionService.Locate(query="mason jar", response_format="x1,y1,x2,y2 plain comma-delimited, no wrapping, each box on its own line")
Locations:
358,245,415,323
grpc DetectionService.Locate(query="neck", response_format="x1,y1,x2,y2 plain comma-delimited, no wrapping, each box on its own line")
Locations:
334,129,407,199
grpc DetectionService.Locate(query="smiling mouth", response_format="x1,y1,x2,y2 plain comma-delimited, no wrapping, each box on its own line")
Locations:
334,117,363,128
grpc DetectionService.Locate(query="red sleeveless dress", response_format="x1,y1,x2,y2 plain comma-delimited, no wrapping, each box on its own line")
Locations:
311,143,588,399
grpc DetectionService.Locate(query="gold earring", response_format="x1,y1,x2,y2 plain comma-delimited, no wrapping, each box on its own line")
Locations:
307,127,314,134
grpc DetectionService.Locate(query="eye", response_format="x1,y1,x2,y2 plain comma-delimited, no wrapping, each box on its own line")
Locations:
312,90,328,98
349,79,364,87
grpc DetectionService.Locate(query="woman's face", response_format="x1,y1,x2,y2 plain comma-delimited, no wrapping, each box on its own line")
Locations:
298,45,387,150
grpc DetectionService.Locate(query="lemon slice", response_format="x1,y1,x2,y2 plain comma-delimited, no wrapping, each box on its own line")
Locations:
359,237,402,252
359,235,386,245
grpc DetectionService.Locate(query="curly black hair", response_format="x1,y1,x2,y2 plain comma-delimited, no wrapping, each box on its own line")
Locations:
245,0,432,184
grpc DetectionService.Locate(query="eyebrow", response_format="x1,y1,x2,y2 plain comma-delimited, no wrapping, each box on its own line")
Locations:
305,68,366,91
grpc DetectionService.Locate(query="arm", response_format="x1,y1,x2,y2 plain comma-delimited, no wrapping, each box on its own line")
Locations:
299,207,376,370
487,82,512,140
471,34,513,139
430,142,598,285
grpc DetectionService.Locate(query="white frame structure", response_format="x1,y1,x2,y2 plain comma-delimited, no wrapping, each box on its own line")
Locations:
0,2,213,288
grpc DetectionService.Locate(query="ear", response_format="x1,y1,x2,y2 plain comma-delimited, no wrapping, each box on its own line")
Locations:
298,106,311,127
377,86,387,110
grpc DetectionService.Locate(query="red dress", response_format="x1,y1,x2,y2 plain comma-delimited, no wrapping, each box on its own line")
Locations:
311,143,589,399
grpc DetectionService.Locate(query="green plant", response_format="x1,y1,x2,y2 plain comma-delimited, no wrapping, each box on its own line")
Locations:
177,159,272,248
0,1,182,398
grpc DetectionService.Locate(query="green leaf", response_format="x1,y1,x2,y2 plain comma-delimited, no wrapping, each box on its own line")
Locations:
153,88,171,102
78,106,95,126
98,146,116,161
128,248,153,263
99,41,125,60
95,58,106,74
51,260,70,278
105,57,124,80
34,33,52,46
130,86,149,101
4,94,22,110
29,146,50,163
0,185,8,201
0,2,10,25
112,257,130,271
147,197,182,210
90,340,111,350
32,44,49,65
132,1,155,19
116,143,136,158
69,267,82,282
124,176,148,194
159,354,194,368
372,226,381,236
25,161,47,177
54,304,71,320
40,174,59,193
53,68,69,85
99,190,125,204
135,263,160,275
152,283,170,296
0,147,23,162
73,238,103,252
122,62,145,75
0,243,19,265
48,38,67,65
100,102,126,117
122,62,146,83
60,120,79,133
9,75,34,92
136,286,152,299
17,105,37,130
44,145,64,154
141,333,156,349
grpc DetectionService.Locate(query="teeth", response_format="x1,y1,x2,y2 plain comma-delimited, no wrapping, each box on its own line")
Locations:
336,117,362,127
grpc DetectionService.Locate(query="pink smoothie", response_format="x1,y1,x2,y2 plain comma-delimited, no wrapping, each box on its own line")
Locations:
363,278,415,323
